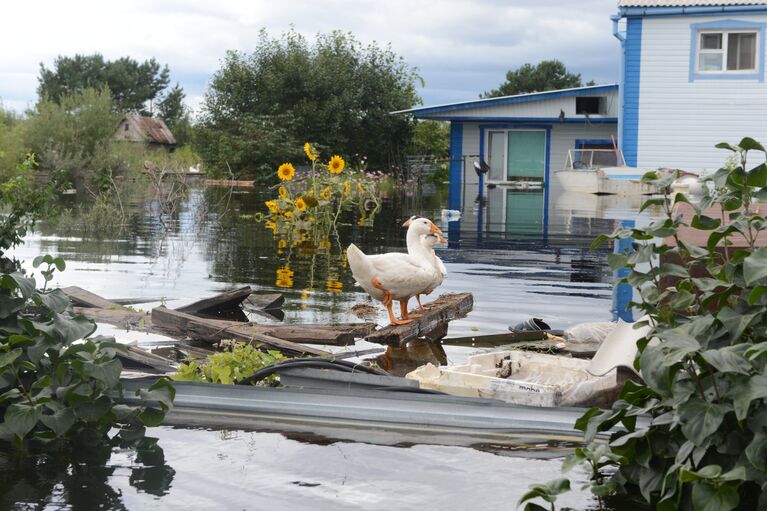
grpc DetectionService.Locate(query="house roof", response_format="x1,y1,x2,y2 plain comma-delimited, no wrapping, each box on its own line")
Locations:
124,115,176,145
392,84,619,117
619,0,767,5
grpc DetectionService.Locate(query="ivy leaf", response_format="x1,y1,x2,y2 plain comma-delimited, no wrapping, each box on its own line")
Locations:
716,307,761,341
745,432,767,472
701,346,753,375
744,247,767,286
732,374,767,420
679,398,729,446
52,313,96,344
691,481,739,511
691,215,721,230
0,348,22,369
36,289,71,314
39,407,76,437
739,136,766,153
747,162,767,188
4,403,42,439
7,273,35,299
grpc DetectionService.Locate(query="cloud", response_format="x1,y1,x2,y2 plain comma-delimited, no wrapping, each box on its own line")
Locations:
0,0,620,112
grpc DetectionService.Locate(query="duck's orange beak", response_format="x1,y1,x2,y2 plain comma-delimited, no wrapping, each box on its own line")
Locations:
436,233,448,243
429,222,444,235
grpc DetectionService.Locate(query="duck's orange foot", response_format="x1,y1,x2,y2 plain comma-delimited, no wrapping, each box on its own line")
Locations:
389,317,413,325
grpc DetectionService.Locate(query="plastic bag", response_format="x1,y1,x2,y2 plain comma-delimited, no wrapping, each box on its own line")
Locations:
564,321,616,345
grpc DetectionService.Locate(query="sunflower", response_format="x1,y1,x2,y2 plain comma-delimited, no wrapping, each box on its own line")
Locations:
277,162,296,181
265,200,278,213
278,186,288,199
277,239,287,249
326,280,343,292
328,155,345,174
304,143,318,161
295,197,307,211
343,181,350,197
320,187,332,200
357,183,366,193
265,221,276,232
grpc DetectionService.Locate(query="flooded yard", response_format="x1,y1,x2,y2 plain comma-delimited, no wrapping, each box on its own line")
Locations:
4,183,654,510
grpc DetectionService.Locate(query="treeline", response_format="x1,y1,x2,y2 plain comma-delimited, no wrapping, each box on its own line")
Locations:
0,30,452,187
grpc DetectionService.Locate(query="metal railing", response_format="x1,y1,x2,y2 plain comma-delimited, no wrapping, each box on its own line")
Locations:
564,149,624,170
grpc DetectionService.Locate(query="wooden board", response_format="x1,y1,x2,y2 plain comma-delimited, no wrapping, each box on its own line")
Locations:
365,293,474,347
73,306,150,331
117,345,177,373
176,286,253,314
62,286,124,310
109,297,176,305
244,293,285,310
152,307,331,356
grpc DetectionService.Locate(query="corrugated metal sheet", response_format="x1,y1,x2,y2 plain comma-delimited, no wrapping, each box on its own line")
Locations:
619,1,767,6
125,114,177,145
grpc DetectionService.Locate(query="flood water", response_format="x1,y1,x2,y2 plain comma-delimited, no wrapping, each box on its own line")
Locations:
4,180,657,510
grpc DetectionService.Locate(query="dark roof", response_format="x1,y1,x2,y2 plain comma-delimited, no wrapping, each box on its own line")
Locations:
124,114,176,145
618,1,767,6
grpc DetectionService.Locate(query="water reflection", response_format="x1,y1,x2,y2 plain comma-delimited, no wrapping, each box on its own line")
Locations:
0,438,174,510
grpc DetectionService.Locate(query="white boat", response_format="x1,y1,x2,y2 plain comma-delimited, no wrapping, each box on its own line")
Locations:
554,149,657,195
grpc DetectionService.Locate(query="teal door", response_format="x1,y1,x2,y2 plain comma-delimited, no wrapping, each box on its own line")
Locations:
507,131,546,181
505,190,544,237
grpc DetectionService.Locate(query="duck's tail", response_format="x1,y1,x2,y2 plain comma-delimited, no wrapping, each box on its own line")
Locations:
346,243,374,282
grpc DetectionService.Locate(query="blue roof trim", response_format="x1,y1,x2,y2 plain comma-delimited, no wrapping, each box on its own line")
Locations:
417,116,619,123
623,17,642,167
689,19,766,82
620,5,767,17
395,85,618,116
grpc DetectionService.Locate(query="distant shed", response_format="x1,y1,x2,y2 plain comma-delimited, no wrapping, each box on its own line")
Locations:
114,114,177,151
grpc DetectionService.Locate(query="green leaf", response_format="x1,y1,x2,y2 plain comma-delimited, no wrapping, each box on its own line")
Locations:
732,374,767,420
607,252,629,271
53,257,66,272
517,478,571,507
36,289,71,314
138,407,166,427
639,465,664,502
739,136,766,153
701,346,753,375
53,313,96,344
39,407,75,437
679,398,729,446
691,481,739,511
136,378,175,411
691,215,721,230
747,162,767,188
745,432,767,472
681,464,722,482
658,263,689,278
716,142,740,152
4,403,42,439
75,395,112,422
83,359,122,388
716,307,761,341
7,273,35,299
744,248,767,286
0,348,22,369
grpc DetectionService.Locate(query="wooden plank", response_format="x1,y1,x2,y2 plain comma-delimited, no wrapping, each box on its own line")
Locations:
259,323,375,346
176,287,253,314
109,297,176,305
151,306,331,356
62,286,124,310
73,306,150,331
365,293,474,347
117,345,177,373
244,293,284,310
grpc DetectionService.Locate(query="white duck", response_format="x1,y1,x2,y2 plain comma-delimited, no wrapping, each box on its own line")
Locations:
347,218,444,325
401,216,447,312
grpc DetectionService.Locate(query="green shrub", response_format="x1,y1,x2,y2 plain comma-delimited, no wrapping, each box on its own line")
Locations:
522,138,767,510
173,342,287,385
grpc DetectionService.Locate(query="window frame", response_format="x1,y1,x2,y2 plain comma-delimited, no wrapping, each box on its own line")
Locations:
485,128,548,183
689,19,766,82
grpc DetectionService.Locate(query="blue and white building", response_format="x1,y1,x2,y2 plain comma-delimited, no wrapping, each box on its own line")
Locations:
615,0,767,171
398,1,767,218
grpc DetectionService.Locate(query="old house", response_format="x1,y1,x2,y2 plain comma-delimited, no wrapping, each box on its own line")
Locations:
114,114,177,151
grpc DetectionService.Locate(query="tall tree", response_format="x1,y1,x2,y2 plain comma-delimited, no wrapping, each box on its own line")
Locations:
481,60,595,98
38,54,170,114
156,83,191,145
196,29,421,177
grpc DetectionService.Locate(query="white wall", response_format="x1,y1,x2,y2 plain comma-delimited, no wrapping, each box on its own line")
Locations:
638,14,767,172
427,90,619,120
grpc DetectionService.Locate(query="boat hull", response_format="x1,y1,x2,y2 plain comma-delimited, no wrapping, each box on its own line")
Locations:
554,168,657,195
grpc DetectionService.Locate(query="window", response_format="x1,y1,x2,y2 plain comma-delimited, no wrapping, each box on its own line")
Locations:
575,96,604,115
697,30,757,73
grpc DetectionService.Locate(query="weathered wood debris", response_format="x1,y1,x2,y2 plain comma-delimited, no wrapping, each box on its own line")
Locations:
62,285,478,373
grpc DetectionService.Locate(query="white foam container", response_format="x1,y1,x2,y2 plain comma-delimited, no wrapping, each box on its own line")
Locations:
407,350,618,408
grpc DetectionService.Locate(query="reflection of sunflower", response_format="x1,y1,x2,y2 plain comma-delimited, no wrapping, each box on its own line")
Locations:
304,143,318,161
277,163,296,181
295,197,307,211
276,277,294,288
326,280,343,292
265,200,278,213
328,155,345,174
278,186,288,199
320,187,332,200
265,221,276,232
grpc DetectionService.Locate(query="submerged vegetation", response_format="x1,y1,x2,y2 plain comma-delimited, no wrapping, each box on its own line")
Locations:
522,138,767,510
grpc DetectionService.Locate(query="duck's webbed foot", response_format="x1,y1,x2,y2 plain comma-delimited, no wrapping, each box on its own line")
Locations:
416,294,432,313
400,299,422,319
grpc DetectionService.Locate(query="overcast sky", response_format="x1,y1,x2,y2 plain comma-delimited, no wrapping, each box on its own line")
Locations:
0,0,621,114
